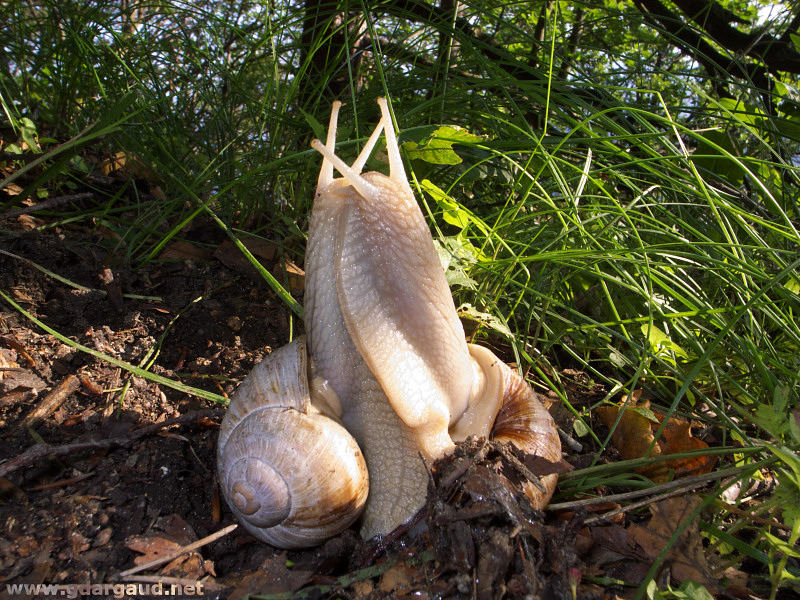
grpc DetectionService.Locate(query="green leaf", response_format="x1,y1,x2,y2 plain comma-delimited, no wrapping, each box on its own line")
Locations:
786,276,800,296
790,408,800,446
764,530,800,558
573,419,590,437
457,302,513,338
753,404,788,438
299,107,326,141
402,126,484,165
772,117,800,141
674,580,716,600
627,406,659,422
421,179,470,228
646,580,664,600
20,118,41,152
641,323,690,361
690,129,743,186
774,384,792,414
433,236,479,289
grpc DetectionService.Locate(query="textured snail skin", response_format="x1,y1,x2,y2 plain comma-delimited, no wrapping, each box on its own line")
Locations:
217,99,561,548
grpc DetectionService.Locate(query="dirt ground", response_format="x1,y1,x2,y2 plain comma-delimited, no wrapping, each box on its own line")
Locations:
1,212,766,599
0,217,601,600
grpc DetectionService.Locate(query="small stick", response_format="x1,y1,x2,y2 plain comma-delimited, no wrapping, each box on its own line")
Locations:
557,426,584,453
117,523,238,578
0,408,224,478
1,334,36,367
0,192,94,220
582,480,708,525
23,374,81,427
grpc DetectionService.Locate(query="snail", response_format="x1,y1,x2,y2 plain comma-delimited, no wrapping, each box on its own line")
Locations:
217,98,561,549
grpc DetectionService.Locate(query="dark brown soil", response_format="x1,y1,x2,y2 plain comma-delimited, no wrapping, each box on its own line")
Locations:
0,221,593,600
1,218,743,600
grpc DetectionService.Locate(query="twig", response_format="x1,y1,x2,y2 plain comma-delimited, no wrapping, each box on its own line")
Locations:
0,192,94,220
22,374,81,427
0,408,224,478
117,523,238,578
712,499,792,532
582,479,712,525
548,461,773,513
557,426,584,453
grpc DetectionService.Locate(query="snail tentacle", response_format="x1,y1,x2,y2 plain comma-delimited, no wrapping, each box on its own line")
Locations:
218,99,562,548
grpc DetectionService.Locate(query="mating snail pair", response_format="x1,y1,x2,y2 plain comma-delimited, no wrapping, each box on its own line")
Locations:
217,99,561,549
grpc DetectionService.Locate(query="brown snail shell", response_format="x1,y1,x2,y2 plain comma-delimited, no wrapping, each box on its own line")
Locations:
217,338,369,549
217,99,561,548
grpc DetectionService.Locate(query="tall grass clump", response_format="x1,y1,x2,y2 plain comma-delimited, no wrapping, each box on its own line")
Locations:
2,0,799,597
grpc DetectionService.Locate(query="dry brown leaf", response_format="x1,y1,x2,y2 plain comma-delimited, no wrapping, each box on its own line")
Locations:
126,535,182,566
158,240,213,262
627,496,717,588
100,151,158,181
161,552,211,579
157,513,198,546
214,237,277,268
16,214,44,229
351,580,374,597
2,334,36,367
228,555,314,599
596,404,667,482
656,415,717,477
273,258,305,292
126,527,213,580
0,350,17,381
597,398,717,481
596,405,661,462
723,567,748,589
378,562,417,594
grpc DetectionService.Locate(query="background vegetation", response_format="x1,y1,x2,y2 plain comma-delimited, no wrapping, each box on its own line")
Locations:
2,0,799,597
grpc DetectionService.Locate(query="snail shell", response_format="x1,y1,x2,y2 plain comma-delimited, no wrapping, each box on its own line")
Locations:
486,351,561,507
217,99,561,548
217,337,369,549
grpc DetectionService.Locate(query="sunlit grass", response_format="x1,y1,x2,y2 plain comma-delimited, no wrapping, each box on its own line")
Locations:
2,1,799,597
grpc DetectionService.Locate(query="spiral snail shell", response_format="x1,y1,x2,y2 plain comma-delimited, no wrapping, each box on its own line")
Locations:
217,98,561,549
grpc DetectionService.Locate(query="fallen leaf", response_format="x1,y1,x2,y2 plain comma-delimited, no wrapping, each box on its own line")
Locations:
157,513,198,546
589,524,640,560
0,350,18,381
723,566,748,589
273,258,305,292
1,334,36,367
126,535,182,565
656,415,717,477
627,496,717,588
597,398,717,481
16,214,43,229
214,237,277,273
228,555,314,599
378,562,417,594
596,404,667,482
126,531,213,580
159,240,213,262
351,580,374,597
161,552,211,579
100,150,158,181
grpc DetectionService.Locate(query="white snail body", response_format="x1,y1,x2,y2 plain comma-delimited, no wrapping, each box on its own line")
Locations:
217,99,561,548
